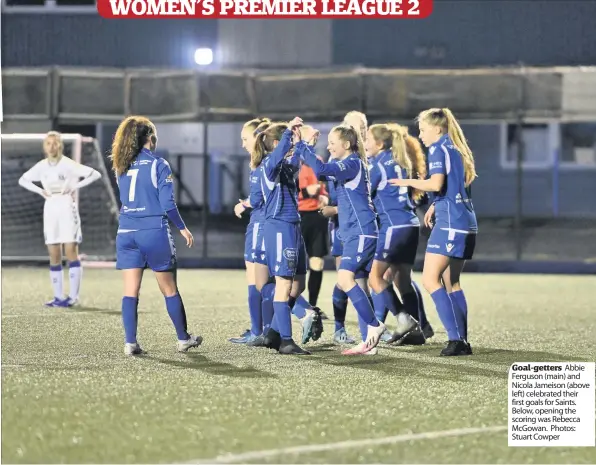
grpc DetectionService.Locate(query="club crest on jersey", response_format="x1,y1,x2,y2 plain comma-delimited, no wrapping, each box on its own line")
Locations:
58,174,65,181
429,146,436,155
283,248,297,260
446,243,454,252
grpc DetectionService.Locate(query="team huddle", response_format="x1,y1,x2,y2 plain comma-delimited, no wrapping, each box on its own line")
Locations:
230,110,477,357
20,108,477,358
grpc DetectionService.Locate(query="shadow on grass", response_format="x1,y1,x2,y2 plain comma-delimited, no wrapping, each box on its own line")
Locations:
308,346,591,382
149,352,277,379
76,306,123,316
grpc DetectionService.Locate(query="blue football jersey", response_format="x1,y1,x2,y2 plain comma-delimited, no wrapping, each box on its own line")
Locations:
248,167,265,224
261,129,301,224
298,142,377,241
369,150,419,228
117,148,178,231
428,135,478,232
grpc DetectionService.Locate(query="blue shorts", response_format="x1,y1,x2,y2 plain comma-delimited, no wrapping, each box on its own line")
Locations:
426,227,476,260
329,221,343,257
264,219,307,278
244,221,267,265
116,226,176,272
375,225,419,265
339,235,376,276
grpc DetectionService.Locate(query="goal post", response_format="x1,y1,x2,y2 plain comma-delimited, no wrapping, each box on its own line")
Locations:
1,133,119,263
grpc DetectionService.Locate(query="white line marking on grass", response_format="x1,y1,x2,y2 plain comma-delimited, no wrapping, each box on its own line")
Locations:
186,425,507,464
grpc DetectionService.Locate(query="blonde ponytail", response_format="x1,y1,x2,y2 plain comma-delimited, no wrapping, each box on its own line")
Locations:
418,108,477,187
442,108,476,186
385,123,412,177
356,129,366,166
397,125,426,203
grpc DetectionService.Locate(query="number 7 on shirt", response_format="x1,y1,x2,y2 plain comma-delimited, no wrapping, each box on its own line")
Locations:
127,169,139,202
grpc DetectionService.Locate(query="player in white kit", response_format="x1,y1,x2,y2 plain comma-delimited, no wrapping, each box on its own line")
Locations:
18,131,102,307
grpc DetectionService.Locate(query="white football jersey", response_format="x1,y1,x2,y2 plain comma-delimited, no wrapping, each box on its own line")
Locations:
21,157,94,194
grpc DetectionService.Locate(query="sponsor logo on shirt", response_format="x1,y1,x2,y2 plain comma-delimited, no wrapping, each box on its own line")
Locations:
429,162,443,170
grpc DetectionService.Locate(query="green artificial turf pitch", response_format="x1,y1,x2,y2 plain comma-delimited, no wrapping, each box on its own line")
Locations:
2,268,595,463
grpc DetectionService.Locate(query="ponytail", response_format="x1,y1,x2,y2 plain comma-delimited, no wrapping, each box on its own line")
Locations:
332,124,367,166
250,122,288,169
418,107,477,187
442,108,476,186
243,117,271,133
356,129,366,166
385,123,412,177
398,125,426,203
251,133,268,170
369,123,411,175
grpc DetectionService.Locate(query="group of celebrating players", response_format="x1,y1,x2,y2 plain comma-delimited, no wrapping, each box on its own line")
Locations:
20,107,477,358
229,110,477,357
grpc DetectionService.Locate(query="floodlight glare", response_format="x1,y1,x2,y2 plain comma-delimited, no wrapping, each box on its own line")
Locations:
194,48,213,66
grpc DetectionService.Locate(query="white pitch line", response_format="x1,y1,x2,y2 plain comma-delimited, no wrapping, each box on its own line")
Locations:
186,425,507,464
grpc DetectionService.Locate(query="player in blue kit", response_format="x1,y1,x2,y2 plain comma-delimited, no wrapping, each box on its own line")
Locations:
365,123,431,345
239,120,323,348
252,118,319,355
319,158,357,345
389,108,477,356
230,117,273,345
319,111,373,345
298,124,386,356
111,116,202,356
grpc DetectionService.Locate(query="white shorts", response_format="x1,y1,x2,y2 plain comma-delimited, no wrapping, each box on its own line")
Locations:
43,195,82,245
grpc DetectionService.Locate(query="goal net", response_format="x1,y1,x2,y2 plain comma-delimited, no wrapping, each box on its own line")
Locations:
1,133,119,262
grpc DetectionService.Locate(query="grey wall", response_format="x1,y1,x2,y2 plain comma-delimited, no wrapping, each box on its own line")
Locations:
4,2,595,69
461,124,596,218
217,20,332,68
1,14,218,67
332,0,596,68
